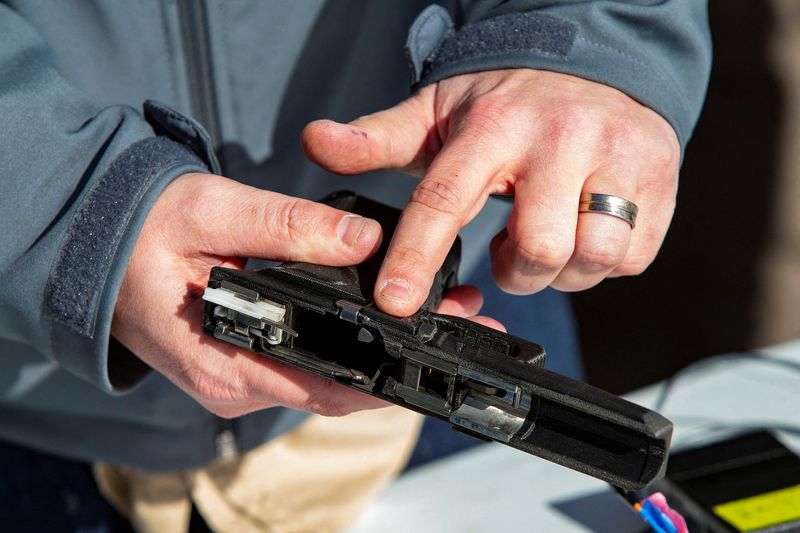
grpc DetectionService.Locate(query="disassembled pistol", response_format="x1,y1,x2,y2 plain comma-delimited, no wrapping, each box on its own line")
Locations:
202,191,671,490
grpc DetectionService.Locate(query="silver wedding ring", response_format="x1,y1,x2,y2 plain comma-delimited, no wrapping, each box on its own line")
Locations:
578,193,638,229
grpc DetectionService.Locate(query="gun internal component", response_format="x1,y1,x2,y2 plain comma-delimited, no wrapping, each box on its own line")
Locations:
203,282,296,349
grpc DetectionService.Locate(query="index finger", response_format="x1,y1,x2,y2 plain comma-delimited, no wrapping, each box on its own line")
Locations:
374,132,503,316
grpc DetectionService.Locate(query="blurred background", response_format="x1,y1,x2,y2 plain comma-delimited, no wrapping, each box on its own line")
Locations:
573,0,800,393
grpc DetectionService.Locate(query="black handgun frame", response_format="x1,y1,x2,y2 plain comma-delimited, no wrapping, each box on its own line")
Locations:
202,191,671,490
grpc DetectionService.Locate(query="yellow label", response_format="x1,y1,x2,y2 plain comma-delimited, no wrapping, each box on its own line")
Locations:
713,484,800,532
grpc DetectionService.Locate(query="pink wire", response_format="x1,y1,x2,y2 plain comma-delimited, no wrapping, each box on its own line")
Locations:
642,492,689,533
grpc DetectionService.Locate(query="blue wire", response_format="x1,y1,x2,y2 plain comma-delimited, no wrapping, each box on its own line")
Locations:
639,501,678,533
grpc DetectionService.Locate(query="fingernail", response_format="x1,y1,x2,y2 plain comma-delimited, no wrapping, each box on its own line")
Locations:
379,279,412,303
337,215,380,247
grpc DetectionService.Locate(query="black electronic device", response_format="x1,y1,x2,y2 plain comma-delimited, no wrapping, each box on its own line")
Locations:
654,431,800,532
201,191,672,490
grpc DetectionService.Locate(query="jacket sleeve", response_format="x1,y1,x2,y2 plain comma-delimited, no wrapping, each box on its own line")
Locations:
0,5,216,393
407,0,712,150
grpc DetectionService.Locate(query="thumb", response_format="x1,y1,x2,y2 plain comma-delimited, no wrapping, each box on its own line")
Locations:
161,174,383,265
301,88,437,176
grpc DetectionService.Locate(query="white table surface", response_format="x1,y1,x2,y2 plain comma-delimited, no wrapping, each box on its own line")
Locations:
347,339,800,533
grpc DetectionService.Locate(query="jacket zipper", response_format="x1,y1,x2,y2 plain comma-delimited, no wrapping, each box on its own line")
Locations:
176,0,224,152
177,0,236,460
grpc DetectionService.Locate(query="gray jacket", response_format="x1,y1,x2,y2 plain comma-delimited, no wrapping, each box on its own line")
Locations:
0,0,711,469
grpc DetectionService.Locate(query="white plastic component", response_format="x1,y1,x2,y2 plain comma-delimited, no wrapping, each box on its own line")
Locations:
203,287,286,323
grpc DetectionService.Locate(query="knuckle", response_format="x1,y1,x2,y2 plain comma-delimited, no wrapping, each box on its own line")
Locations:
385,243,427,269
516,235,573,272
602,114,637,157
409,178,464,218
574,239,627,271
460,96,521,146
650,131,681,174
543,102,588,144
272,198,317,242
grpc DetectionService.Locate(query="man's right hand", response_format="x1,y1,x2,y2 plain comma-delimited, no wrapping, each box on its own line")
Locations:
111,173,497,418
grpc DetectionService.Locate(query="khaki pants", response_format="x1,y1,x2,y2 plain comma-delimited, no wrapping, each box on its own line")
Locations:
95,407,423,533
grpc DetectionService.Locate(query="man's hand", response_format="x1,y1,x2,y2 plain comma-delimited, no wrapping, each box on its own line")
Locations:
112,173,499,418
302,69,681,316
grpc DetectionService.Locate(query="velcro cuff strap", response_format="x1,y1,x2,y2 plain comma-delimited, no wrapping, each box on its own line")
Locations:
45,137,205,337
407,8,578,87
